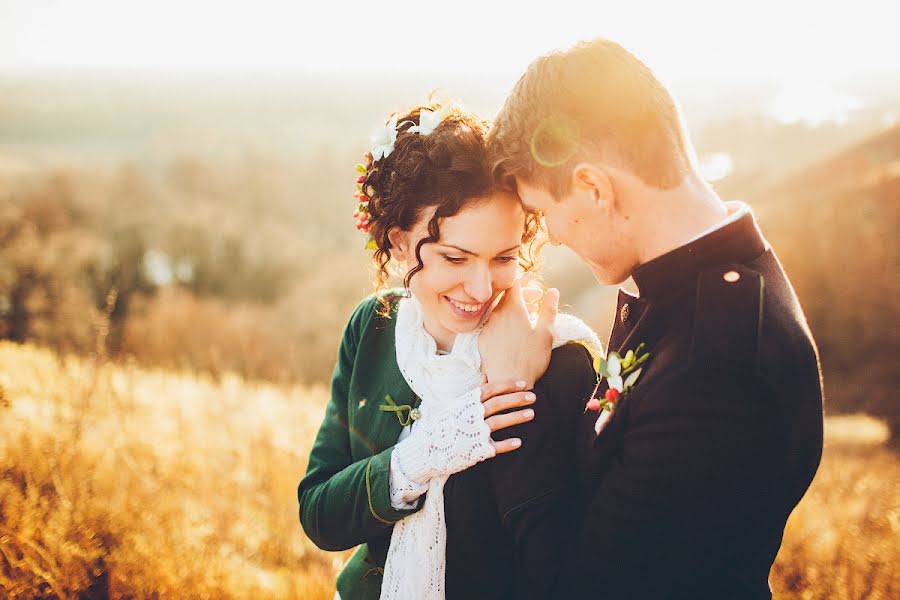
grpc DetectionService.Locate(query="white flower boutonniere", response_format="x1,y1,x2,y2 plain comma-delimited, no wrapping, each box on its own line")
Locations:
371,116,399,162
585,343,650,434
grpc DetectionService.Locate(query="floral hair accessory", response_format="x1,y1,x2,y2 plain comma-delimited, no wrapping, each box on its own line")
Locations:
406,105,451,136
371,115,399,162
585,343,651,434
353,106,452,238
352,163,372,234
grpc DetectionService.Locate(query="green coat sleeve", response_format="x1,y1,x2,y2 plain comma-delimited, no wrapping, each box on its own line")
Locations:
297,297,421,552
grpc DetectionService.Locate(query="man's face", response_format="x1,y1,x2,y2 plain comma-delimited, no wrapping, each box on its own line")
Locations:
516,176,635,286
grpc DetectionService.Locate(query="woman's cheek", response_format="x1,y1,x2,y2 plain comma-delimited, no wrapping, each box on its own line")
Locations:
492,263,519,290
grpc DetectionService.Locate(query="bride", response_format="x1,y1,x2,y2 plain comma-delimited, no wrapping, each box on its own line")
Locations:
298,99,599,600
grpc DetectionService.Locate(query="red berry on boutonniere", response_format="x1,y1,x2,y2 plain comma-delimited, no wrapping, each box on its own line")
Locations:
587,343,652,434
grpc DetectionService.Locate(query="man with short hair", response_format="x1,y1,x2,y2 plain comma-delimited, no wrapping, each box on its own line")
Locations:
479,38,824,599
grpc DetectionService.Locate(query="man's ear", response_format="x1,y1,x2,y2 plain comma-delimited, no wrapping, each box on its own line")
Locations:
387,227,409,262
571,163,615,210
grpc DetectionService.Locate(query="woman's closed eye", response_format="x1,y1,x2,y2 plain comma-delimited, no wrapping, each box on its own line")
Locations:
441,254,518,265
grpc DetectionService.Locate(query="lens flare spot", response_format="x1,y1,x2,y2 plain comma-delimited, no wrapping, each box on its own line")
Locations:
530,115,580,168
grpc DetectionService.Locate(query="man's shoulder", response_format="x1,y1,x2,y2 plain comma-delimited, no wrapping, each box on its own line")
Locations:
538,342,598,405
641,256,821,409
689,263,764,371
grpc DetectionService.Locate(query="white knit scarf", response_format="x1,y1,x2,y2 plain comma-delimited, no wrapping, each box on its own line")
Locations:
379,294,600,600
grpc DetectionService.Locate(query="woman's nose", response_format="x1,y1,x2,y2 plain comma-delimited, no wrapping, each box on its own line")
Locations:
464,266,493,303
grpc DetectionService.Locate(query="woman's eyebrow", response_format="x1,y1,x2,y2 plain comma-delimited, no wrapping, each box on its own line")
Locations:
438,244,519,256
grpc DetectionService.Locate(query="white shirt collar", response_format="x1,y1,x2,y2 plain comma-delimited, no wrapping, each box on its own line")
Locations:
684,200,751,245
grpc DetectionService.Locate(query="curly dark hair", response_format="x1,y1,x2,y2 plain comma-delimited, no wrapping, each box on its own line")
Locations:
360,99,544,315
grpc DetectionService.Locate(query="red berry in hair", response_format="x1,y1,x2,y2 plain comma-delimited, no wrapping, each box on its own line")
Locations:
357,175,366,183
358,195,369,203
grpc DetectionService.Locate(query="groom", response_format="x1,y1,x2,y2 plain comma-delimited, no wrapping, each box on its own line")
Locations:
478,39,824,599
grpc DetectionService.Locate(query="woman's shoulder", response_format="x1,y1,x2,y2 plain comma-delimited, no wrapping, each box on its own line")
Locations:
344,288,406,336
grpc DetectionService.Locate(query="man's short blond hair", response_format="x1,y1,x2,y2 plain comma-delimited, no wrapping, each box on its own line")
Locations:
488,38,694,196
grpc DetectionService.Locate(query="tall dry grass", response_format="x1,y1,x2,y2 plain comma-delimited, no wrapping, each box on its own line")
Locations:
1,341,897,599
0,341,344,599
771,416,900,599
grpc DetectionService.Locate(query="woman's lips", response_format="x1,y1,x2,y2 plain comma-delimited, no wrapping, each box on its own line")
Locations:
444,296,488,319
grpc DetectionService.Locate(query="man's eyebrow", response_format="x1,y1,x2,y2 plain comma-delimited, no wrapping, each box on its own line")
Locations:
438,244,520,256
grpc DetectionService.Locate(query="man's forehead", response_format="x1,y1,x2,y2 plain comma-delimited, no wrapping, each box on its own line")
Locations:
514,178,551,208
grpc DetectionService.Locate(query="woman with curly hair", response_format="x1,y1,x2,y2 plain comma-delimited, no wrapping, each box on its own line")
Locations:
298,100,599,600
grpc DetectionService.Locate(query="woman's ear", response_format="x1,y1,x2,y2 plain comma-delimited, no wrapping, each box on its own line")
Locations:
387,227,409,262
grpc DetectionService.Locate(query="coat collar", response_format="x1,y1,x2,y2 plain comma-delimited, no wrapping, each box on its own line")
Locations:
632,204,768,300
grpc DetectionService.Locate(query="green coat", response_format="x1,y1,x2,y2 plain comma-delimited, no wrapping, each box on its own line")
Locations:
298,293,422,600
298,293,599,600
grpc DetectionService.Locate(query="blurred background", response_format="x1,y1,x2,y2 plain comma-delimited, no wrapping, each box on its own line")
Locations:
0,1,897,598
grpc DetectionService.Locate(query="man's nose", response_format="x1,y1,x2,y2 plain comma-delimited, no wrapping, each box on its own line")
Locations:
464,266,493,303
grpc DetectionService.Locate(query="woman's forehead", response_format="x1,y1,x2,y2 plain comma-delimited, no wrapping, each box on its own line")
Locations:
416,200,525,248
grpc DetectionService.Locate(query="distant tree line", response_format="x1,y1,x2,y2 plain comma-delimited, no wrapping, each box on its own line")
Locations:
1,128,898,443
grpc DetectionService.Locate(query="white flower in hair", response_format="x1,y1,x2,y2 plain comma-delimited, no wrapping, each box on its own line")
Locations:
371,115,399,161
408,105,451,136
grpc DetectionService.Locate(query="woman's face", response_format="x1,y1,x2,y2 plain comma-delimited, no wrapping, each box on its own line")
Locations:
391,192,526,350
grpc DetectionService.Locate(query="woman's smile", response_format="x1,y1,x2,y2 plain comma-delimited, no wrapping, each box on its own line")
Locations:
444,295,488,320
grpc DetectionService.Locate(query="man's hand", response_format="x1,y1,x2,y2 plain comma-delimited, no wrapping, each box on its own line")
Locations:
479,279,558,387
481,378,537,454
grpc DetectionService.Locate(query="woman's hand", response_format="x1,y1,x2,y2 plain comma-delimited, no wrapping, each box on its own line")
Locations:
479,279,558,388
481,378,539,454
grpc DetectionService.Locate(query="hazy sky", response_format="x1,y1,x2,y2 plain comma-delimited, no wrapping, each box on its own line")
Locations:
1,0,897,90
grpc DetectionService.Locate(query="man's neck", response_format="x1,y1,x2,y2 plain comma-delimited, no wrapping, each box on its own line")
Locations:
633,173,728,265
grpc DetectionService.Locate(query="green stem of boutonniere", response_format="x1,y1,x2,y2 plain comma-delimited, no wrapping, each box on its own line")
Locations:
621,353,649,375
379,394,416,427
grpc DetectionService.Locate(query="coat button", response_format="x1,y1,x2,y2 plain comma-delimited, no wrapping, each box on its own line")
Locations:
620,303,631,323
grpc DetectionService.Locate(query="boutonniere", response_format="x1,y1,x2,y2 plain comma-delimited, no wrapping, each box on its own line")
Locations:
585,343,650,434
379,394,421,427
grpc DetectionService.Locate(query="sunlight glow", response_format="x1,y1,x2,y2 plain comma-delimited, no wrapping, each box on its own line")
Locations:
1,0,897,90
698,152,734,182
768,85,867,127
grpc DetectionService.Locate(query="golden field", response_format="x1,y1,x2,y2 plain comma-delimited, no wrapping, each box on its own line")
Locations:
1,341,897,600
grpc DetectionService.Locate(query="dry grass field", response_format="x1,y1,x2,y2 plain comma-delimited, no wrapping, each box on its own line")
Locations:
1,341,897,599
